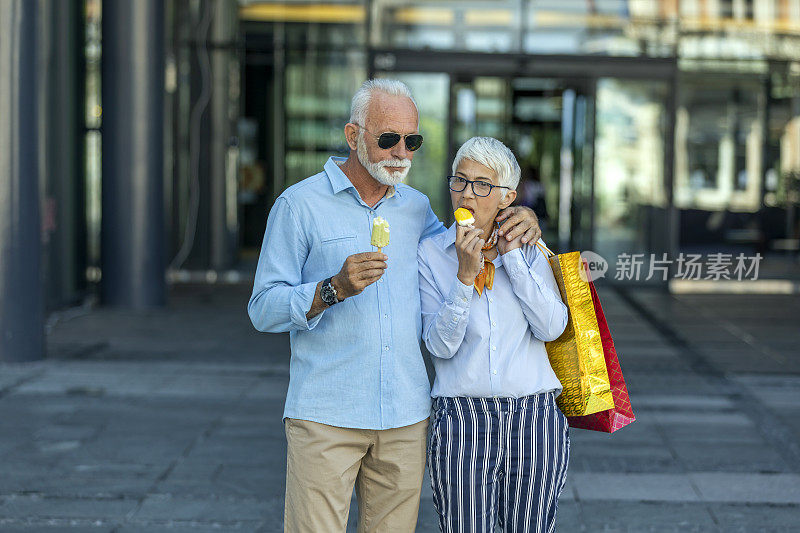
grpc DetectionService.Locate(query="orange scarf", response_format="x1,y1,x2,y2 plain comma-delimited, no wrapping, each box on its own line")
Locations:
474,224,499,297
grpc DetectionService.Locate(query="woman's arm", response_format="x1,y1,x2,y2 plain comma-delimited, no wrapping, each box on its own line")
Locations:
500,244,568,342
418,242,473,359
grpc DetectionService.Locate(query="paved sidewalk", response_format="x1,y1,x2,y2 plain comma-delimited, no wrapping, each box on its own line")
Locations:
0,283,798,532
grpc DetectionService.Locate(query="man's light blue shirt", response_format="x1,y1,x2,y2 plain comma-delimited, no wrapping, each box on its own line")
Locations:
248,157,444,429
417,224,568,398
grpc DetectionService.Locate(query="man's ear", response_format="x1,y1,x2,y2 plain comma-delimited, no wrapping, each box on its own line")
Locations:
344,123,359,151
499,190,517,209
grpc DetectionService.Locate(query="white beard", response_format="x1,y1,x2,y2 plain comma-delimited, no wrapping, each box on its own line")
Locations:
356,132,411,186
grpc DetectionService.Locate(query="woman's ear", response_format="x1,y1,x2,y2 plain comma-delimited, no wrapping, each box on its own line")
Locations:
498,189,517,209
344,123,359,151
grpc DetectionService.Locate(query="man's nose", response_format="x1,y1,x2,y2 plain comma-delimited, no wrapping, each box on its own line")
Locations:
389,139,412,160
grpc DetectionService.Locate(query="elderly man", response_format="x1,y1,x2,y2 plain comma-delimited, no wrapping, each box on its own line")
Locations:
248,79,541,532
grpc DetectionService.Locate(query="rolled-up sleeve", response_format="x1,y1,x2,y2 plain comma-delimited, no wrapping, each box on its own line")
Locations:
501,246,568,342
418,243,472,359
248,197,324,332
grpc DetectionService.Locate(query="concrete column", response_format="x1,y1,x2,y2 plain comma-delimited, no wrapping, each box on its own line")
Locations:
101,0,166,307
0,0,44,361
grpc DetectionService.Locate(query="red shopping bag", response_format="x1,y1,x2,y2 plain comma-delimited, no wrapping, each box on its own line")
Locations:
566,277,635,433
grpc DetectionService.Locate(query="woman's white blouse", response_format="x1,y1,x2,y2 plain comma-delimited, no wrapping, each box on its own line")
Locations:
417,224,568,399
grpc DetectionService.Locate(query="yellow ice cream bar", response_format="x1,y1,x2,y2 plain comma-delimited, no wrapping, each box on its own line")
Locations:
454,208,475,227
371,216,390,248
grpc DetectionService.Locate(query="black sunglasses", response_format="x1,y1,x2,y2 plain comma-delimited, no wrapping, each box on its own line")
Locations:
356,124,423,151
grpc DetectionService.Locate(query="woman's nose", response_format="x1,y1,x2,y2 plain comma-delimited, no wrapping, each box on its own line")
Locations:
461,183,476,198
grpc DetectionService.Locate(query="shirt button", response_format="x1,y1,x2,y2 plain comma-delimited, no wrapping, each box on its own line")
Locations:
493,370,498,375
488,297,493,303
384,314,388,319
385,346,390,351
491,346,497,351
491,321,497,327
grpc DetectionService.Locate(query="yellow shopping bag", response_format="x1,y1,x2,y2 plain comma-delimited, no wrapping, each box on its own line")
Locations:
536,242,614,417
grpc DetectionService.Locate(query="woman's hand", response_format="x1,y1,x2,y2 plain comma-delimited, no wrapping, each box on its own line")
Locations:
455,225,485,286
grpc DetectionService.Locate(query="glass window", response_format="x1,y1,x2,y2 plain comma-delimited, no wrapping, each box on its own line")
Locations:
594,78,669,263
283,51,366,186
376,73,450,220
674,76,763,212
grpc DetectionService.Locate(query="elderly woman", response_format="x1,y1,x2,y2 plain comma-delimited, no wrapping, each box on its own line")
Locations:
417,137,570,533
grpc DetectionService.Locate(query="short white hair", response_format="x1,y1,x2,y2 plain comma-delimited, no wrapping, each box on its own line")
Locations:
349,79,417,126
452,137,520,198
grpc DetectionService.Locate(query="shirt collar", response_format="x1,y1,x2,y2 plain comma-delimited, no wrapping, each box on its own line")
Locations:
324,157,355,195
324,156,402,200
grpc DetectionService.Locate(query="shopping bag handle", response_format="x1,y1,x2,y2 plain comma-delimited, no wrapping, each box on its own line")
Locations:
535,240,555,258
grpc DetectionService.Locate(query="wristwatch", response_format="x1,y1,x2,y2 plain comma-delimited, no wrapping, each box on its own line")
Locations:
320,277,339,306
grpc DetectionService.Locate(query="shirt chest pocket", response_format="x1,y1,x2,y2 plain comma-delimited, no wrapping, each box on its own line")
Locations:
314,234,359,277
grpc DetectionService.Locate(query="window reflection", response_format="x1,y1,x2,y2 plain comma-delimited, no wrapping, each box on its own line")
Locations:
594,78,668,262
674,77,763,212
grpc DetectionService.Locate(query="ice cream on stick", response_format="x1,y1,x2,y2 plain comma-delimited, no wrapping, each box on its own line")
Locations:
454,207,475,227
371,216,390,252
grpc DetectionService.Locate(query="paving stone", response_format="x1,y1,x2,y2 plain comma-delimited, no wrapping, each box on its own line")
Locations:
133,494,271,522
0,495,138,520
671,442,791,473
578,501,717,532
572,473,699,502
0,525,113,533
118,524,263,532
691,473,800,504
710,503,800,532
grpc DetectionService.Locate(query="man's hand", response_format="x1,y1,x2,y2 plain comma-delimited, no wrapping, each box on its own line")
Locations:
496,206,541,246
331,252,387,300
455,225,485,286
497,229,524,255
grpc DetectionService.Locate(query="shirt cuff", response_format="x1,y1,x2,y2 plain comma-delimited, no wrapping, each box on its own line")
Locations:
449,278,474,307
290,281,325,330
434,278,472,338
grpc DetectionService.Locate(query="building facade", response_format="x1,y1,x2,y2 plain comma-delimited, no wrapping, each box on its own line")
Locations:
239,0,800,288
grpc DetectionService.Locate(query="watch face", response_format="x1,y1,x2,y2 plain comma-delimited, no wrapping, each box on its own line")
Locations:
321,281,337,305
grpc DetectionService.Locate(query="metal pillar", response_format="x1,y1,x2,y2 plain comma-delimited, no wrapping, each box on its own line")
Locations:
40,0,86,311
101,0,166,307
174,0,239,271
208,0,240,270
0,0,44,361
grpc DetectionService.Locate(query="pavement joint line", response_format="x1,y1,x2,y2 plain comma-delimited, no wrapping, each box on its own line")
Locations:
122,415,226,525
645,406,723,527
681,299,788,365
0,366,47,399
613,286,800,474
1,517,265,528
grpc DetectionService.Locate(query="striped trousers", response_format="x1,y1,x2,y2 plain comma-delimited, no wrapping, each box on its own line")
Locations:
428,392,570,533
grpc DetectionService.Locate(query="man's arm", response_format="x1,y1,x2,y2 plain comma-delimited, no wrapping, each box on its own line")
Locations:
248,198,323,332
305,281,327,321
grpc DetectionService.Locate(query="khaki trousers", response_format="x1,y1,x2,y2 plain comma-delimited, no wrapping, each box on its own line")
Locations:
284,417,428,533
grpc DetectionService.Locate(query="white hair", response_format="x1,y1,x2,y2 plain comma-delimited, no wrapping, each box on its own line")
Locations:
349,79,417,126
452,137,520,198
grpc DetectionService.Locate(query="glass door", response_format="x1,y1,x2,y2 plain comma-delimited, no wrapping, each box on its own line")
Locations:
593,78,670,281
449,76,593,251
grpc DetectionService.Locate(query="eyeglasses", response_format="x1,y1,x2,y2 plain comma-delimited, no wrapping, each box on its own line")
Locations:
447,175,510,197
355,124,423,151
